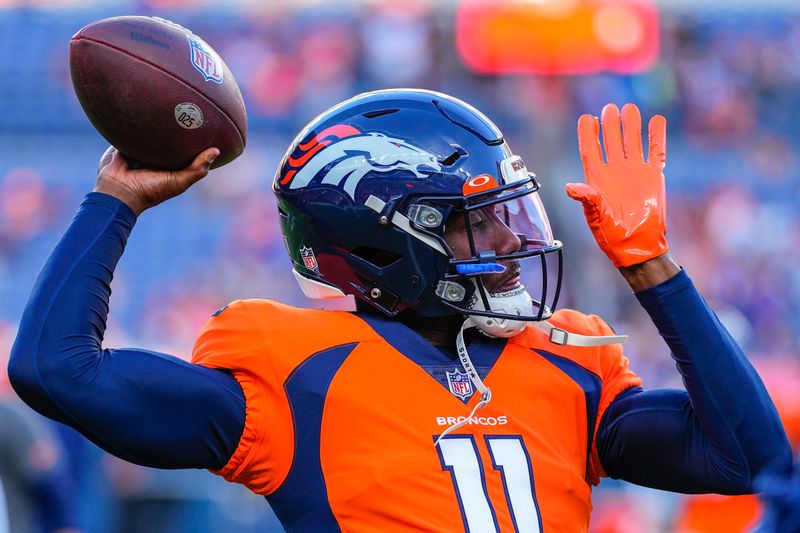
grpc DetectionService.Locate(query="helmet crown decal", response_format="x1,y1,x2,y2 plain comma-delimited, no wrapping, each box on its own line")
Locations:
282,125,442,200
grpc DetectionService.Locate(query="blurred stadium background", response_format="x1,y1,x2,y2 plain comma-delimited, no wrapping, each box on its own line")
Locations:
2,0,800,531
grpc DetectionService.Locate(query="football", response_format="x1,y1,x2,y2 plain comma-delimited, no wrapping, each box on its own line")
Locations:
69,16,247,170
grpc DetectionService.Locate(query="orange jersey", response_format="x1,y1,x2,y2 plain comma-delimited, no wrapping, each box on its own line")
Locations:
192,300,641,532
674,494,762,533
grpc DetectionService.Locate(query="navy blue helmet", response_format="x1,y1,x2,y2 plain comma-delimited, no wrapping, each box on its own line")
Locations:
273,89,562,333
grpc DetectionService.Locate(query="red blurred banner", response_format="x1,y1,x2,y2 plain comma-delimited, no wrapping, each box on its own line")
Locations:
455,0,659,75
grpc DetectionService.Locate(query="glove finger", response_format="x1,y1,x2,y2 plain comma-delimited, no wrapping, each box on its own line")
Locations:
601,103,625,162
648,115,667,169
577,114,603,177
566,182,605,221
621,103,643,162
565,182,600,205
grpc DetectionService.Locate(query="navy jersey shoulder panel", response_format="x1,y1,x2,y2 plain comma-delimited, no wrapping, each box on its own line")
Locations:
534,350,602,476
266,342,358,533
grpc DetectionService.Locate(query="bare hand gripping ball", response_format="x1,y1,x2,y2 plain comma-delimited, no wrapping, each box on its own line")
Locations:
70,16,247,169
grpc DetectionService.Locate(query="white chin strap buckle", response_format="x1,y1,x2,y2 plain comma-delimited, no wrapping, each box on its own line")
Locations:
531,321,628,347
466,281,627,346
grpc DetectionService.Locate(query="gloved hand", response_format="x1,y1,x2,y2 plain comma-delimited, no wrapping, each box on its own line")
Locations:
566,103,668,268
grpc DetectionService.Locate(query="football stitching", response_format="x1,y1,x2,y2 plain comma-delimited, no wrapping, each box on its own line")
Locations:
72,35,245,150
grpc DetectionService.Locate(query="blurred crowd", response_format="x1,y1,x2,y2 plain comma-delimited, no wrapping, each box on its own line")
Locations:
2,1,800,532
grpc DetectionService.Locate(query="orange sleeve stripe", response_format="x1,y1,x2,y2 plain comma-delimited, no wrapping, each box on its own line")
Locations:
210,372,273,493
588,359,642,482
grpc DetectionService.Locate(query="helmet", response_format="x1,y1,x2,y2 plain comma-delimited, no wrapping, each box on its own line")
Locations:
273,89,562,335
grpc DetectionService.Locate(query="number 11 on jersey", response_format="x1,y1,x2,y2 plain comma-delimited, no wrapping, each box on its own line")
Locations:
436,434,543,533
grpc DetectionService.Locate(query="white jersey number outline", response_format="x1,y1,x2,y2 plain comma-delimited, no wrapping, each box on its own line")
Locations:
436,435,543,533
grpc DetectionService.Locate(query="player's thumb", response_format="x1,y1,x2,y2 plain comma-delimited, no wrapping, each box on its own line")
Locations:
565,182,604,220
177,147,220,187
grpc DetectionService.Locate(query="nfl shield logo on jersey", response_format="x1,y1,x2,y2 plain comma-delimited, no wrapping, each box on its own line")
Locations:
300,246,318,271
446,369,473,400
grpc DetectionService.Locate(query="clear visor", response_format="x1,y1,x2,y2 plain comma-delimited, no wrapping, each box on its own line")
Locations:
499,190,554,250
461,182,556,253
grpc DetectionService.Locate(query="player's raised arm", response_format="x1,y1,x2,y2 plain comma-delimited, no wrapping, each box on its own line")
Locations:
7,149,246,470
567,104,791,492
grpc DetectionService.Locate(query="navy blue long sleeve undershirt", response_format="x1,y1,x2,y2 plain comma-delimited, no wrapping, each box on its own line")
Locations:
8,193,791,491
8,193,245,470
596,272,791,493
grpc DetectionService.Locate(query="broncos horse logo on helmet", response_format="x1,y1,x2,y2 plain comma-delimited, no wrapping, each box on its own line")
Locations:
273,88,564,337
282,126,442,200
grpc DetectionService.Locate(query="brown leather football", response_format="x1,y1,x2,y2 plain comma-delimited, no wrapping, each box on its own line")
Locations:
70,16,247,170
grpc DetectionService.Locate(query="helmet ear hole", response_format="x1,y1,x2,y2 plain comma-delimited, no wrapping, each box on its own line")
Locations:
350,247,402,269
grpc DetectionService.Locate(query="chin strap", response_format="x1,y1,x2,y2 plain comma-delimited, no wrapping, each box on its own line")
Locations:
527,320,628,346
434,318,492,448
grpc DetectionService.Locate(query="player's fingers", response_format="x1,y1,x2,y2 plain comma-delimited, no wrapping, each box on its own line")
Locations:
97,147,141,178
577,114,603,174
621,103,643,162
601,104,625,162
648,115,667,169
176,148,220,186
98,146,117,172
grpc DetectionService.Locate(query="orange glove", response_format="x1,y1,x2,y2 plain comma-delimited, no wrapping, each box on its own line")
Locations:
566,103,668,268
